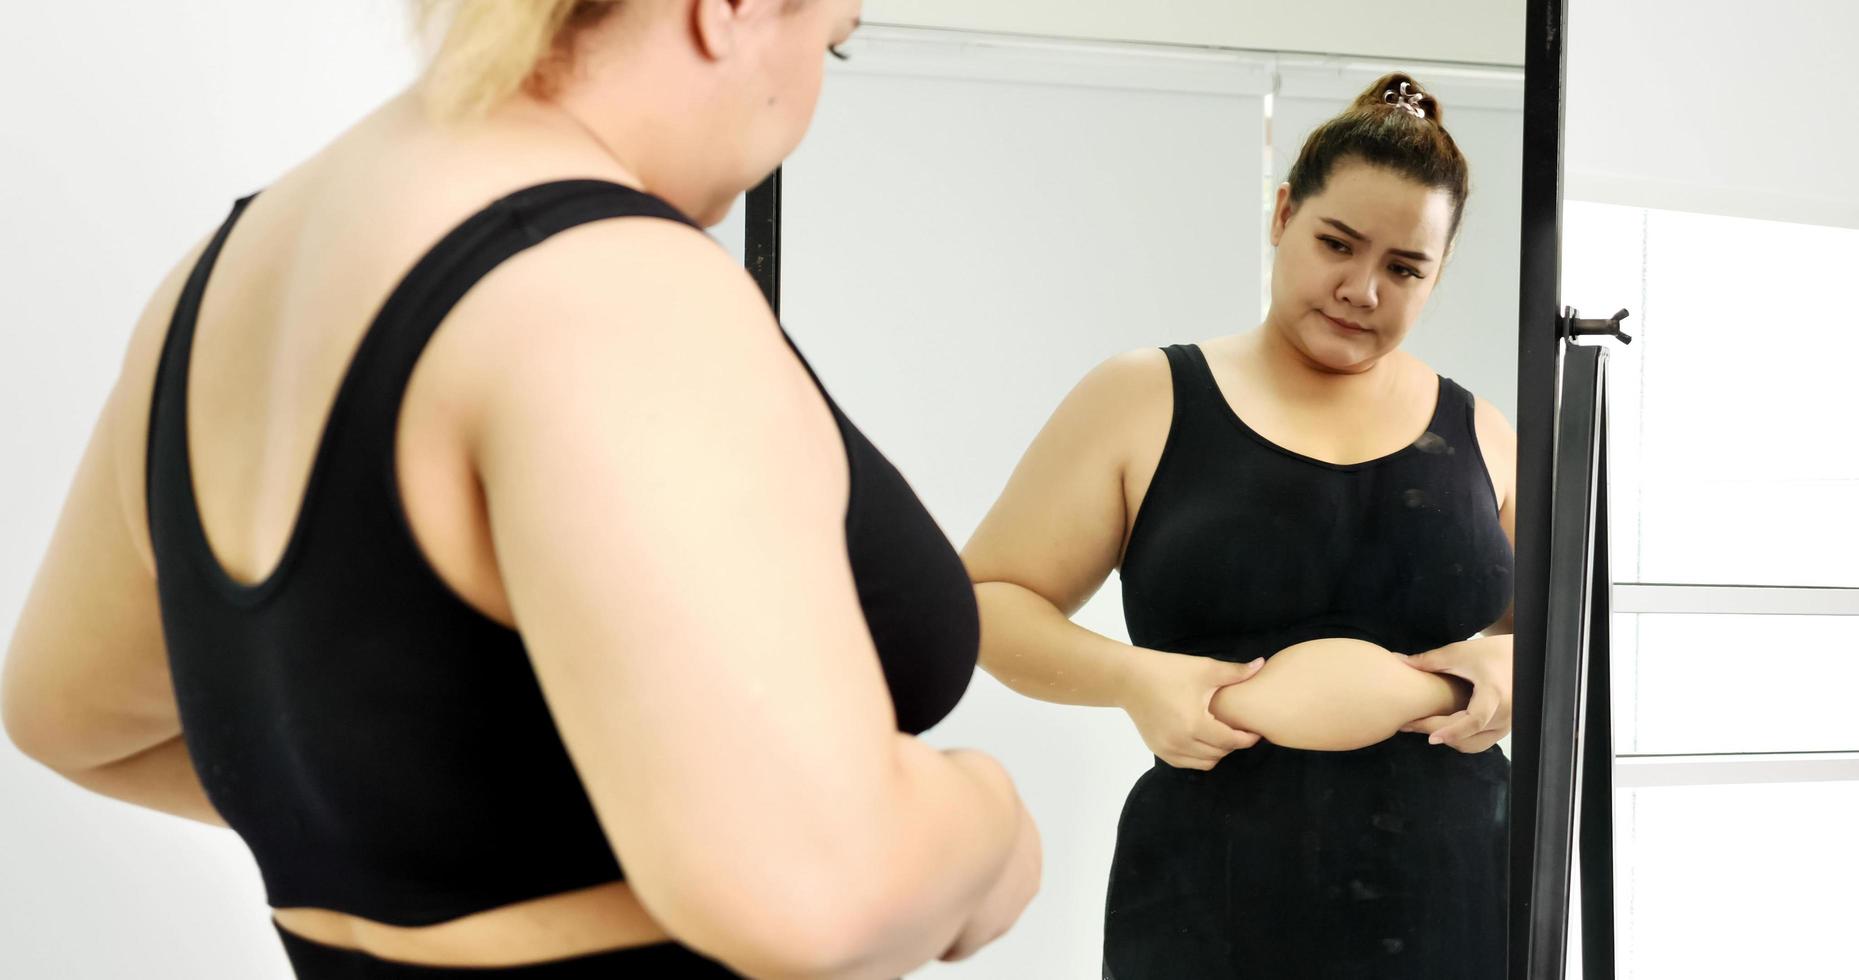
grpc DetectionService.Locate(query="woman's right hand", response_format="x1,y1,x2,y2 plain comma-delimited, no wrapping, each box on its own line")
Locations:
1115,649,1265,770
938,774,1042,962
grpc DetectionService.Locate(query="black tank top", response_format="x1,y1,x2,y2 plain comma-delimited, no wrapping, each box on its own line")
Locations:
146,180,980,928
1119,343,1512,661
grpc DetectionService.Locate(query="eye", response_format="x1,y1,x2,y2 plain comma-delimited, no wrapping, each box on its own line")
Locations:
1320,236,1350,254
828,43,850,61
1392,264,1423,280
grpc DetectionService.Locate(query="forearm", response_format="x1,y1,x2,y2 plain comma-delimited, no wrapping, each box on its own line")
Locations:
1209,639,1470,752
805,737,1020,979
973,581,1135,708
52,735,227,827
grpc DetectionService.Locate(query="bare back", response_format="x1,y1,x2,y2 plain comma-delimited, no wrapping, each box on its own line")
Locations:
112,92,691,965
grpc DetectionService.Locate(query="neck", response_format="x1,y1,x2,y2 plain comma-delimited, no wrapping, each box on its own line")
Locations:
1247,315,1399,402
537,31,739,225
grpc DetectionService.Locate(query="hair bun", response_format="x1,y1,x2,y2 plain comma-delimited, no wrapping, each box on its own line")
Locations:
1353,72,1445,127
1285,69,1469,246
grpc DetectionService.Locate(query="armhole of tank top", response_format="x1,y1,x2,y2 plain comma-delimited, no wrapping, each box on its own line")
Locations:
836,409,861,532
382,185,709,626
774,328,859,527
1459,380,1503,512
144,193,259,568
1119,345,1188,571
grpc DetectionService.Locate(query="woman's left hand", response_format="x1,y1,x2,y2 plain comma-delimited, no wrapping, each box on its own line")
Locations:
1398,635,1513,753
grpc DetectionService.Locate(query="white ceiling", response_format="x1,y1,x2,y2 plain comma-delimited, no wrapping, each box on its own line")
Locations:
1565,0,1855,228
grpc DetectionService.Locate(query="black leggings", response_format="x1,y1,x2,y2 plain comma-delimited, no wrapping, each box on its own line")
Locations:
273,922,742,978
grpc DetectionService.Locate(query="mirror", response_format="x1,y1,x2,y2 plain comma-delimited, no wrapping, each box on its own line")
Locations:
766,9,1528,978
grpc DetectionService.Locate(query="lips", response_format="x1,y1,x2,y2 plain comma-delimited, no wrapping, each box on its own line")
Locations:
1323,313,1370,333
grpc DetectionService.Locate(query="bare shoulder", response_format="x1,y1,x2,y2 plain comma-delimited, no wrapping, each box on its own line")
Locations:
1044,344,1177,483
1092,345,1172,390
959,343,1175,606
991,344,1175,473
1069,345,1173,432
1470,393,1515,432
1469,394,1517,459
446,214,827,454
1469,392,1517,506
452,213,765,342
451,206,852,580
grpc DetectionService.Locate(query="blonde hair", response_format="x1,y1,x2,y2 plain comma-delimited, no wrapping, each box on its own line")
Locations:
411,0,623,119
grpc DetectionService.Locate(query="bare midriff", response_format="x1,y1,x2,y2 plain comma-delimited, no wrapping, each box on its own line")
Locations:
270,880,674,967
1208,637,1470,752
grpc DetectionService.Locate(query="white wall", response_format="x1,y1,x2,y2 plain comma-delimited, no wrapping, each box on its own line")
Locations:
0,5,425,978
1565,0,1859,229
0,7,1520,978
866,0,1526,67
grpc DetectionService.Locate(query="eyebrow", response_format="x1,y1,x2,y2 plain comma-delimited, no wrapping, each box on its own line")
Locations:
1321,218,1434,263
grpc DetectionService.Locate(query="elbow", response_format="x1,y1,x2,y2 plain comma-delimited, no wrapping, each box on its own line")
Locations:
746,910,912,980
633,855,933,980
0,674,147,777
3,705,94,777
1,647,73,771
0,674,61,769
676,905,868,980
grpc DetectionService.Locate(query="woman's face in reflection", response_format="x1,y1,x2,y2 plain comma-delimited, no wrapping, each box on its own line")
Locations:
1265,159,1455,374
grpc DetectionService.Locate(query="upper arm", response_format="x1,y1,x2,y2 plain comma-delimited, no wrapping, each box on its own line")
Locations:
960,349,1169,616
1473,395,1518,634
1,237,209,771
462,219,907,959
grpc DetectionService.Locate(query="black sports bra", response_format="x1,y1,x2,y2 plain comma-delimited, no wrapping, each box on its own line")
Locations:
146,179,981,929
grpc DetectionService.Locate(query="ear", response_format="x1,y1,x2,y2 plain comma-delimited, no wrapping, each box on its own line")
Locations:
691,0,739,61
692,0,791,61
1268,183,1295,247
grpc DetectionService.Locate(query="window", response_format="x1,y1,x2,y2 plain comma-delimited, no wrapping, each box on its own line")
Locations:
1563,200,1859,978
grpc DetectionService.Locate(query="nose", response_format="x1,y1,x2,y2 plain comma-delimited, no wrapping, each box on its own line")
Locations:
1336,259,1378,310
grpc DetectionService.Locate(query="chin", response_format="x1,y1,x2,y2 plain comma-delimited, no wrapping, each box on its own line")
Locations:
690,192,738,229
1295,324,1372,372
1308,348,1367,373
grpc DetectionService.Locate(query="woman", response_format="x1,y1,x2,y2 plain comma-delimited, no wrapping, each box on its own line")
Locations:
962,74,1514,979
0,1,1039,976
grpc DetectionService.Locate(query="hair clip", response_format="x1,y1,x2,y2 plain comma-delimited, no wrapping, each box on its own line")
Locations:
1383,81,1428,119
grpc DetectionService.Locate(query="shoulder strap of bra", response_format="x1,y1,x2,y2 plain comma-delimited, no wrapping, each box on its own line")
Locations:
1436,375,1478,439
148,192,261,503
147,180,704,580
1159,343,1228,420
776,327,833,401
340,177,698,428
